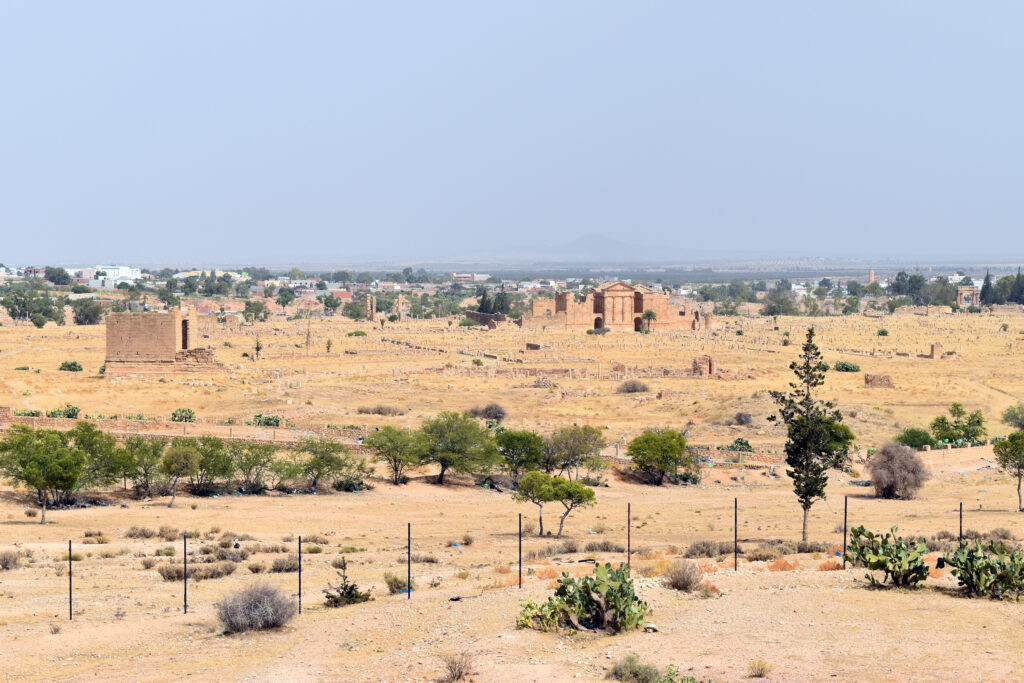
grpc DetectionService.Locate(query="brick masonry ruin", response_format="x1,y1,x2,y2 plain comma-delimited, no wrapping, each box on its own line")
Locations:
105,310,222,376
864,373,895,388
522,282,715,332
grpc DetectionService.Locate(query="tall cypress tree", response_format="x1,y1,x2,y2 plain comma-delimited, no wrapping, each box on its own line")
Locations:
769,328,855,541
1012,268,1024,304
980,271,994,305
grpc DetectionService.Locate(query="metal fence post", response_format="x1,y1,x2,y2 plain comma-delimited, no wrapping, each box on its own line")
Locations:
298,535,302,615
183,533,188,614
959,501,963,541
733,498,738,571
407,523,411,600
626,503,631,573
842,495,848,568
518,513,522,589
68,540,72,621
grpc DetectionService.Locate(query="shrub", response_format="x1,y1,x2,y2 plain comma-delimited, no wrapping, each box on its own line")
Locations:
346,330,368,337
586,327,610,335
461,533,474,546
745,546,779,562
156,547,176,557
356,405,406,416
157,564,185,581
796,540,829,553
24,509,38,518
893,427,936,450
140,557,158,569
845,525,928,587
685,540,718,558
663,560,702,592
406,553,437,564
833,360,860,372
126,526,156,539
271,555,300,573
945,540,1024,599
216,583,296,633
384,572,411,594
459,317,478,327
46,404,80,419
616,380,649,394
877,329,889,336
869,443,929,499
0,550,21,570
170,408,196,423
467,403,507,423
251,413,283,427
605,654,660,683
471,358,483,366
439,651,474,682
248,562,267,574
58,361,83,372
323,557,372,607
748,660,772,678
585,539,625,553
768,557,799,572
516,563,648,633
818,559,843,571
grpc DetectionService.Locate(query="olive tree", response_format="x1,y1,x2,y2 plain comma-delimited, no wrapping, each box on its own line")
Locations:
0,426,85,523
420,411,496,484
995,432,1024,512
162,443,200,508
364,426,426,485
626,429,693,485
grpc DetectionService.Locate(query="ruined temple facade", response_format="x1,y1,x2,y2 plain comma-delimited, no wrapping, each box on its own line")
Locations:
522,282,714,332
956,285,980,307
105,310,220,376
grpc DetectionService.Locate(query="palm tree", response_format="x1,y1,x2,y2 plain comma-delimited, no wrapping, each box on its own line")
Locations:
641,309,657,332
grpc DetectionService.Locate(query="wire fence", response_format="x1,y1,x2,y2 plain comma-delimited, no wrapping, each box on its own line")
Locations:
39,494,982,624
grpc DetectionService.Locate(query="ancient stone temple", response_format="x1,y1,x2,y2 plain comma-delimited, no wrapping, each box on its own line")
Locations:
522,282,714,332
105,310,220,376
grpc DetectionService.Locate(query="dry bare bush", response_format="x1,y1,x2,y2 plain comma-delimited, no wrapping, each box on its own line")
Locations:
140,557,158,570
216,583,296,633
271,555,300,573
684,540,718,558
439,651,474,682
357,404,406,416
616,380,649,394
584,539,625,553
248,562,267,573
0,550,21,570
745,545,779,562
869,442,930,499
663,560,702,592
125,526,155,539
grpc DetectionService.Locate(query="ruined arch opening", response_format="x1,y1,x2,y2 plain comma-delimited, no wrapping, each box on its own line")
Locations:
594,317,604,330
634,317,643,332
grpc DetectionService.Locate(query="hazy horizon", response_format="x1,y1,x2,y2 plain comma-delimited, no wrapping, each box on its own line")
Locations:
3,3,1023,264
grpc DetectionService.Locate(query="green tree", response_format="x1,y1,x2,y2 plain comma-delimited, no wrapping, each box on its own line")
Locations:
626,429,693,485
318,294,342,314
550,476,596,538
420,411,497,484
0,426,86,523
769,328,855,541
276,287,296,308
67,421,119,490
161,443,200,508
44,267,72,285
641,309,656,332
295,437,349,490
496,429,543,487
545,425,605,480
177,436,234,495
231,441,278,493
994,432,1024,512
70,299,103,325
243,300,268,322
124,436,166,497
364,426,426,485
930,403,986,445
514,471,555,536
1001,403,1024,431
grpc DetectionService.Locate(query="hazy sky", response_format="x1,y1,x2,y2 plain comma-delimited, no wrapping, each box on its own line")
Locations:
1,2,1021,266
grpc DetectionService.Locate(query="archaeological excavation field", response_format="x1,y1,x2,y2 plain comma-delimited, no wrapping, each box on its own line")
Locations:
2,312,1024,681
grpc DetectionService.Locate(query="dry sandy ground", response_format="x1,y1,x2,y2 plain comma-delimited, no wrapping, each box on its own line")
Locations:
1,312,1024,680
1,447,1023,682
1,311,1023,449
